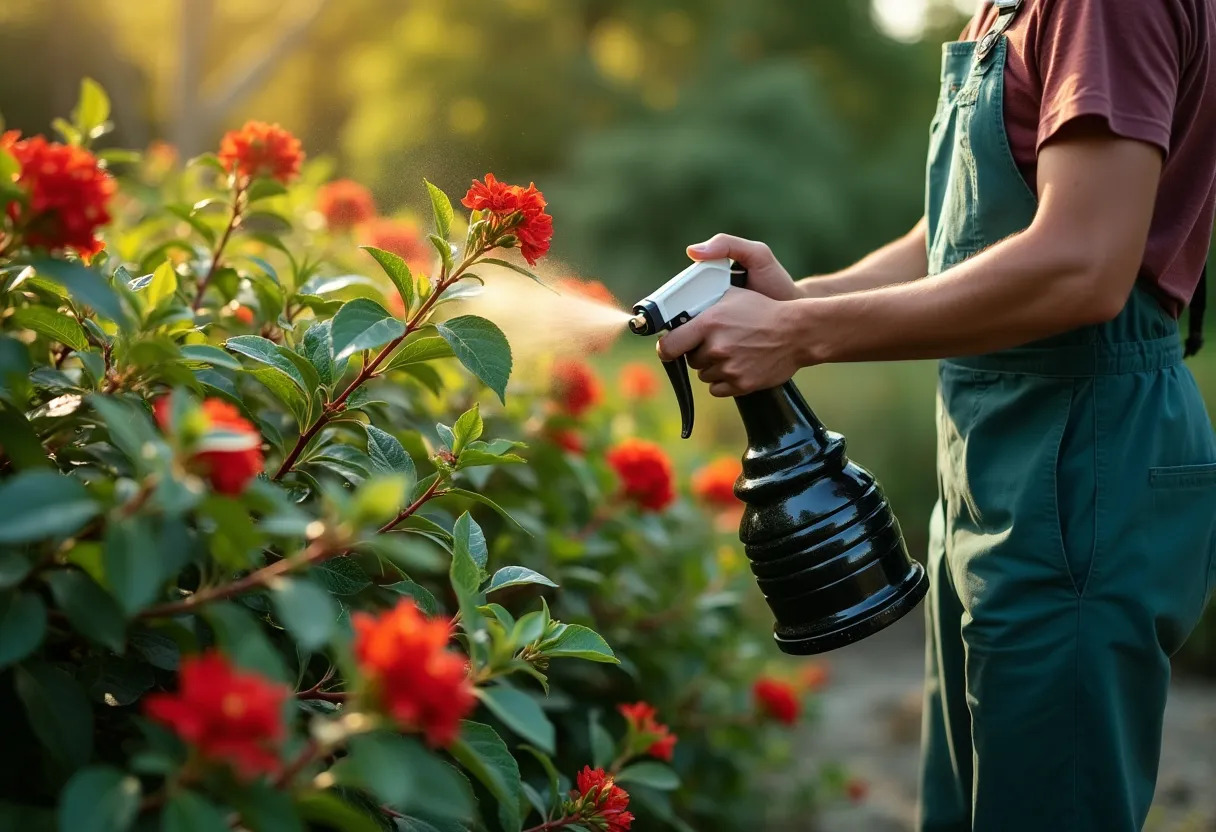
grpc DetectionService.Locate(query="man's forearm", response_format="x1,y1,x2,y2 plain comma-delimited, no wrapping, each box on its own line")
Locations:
789,224,1134,365
797,218,928,298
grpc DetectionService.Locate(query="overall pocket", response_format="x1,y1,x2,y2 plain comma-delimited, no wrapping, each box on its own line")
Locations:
1146,463,1216,651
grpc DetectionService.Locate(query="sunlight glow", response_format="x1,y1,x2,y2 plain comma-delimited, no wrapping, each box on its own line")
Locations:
872,0,977,41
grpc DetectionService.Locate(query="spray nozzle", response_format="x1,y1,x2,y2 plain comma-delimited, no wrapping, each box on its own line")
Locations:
629,259,749,438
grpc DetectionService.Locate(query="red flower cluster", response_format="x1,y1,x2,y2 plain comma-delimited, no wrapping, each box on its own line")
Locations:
551,359,602,417
753,677,801,725
218,121,304,184
144,651,288,779
556,277,617,307
352,599,475,747
691,457,742,509
232,305,256,326
155,397,264,496
572,767,634,832
1,131,115,258
606,439,675,512
461,173,553,265
618,701,677,762
619,362,660,400
317,179,376,230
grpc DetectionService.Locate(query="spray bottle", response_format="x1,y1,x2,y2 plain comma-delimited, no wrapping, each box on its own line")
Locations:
628,259,929,655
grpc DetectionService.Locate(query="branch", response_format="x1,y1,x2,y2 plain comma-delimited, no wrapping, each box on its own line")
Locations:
522,816,583,832
192,179,246,311
378,478,444,533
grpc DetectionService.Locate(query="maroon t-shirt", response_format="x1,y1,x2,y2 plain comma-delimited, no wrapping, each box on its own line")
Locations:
962,0,1216,315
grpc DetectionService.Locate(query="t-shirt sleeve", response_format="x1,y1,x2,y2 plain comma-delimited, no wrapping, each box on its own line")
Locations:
1034,0,1189,155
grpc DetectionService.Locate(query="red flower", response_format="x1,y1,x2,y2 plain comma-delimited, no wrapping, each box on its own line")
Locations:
556,278,616,307
232,305,255,326
144,651,288,779
692,457,742,509
318,179,376,230
846,778,869,803
155,397,264,495
145,140,179,170
362,218,432,276
753,677,801,725
551,359,602,417
619,362,660,400
573,767,634,832
352,599,475,747
1,131,114,258
217,121,304,184
618,701,678,762
461,173,554,265
551,428,584,454
606,439,675,512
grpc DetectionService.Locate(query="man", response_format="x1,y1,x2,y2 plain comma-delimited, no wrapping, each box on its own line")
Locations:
657,1,1216,829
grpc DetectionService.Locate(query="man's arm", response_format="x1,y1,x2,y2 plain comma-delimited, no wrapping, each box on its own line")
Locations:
798,218,928,298
659,118,1162,396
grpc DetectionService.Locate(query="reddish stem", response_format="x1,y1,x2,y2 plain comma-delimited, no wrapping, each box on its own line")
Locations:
378,479,444,533
192,179,246,311
273,738,319,789
296,689,347,704
271,246,486,481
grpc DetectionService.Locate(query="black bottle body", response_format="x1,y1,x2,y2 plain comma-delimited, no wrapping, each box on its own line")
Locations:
733,380,929,655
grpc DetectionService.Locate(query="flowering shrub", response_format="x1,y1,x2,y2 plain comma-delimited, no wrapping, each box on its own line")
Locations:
0,81,852,831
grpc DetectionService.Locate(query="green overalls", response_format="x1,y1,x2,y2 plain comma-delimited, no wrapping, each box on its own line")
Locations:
919,3,1216,830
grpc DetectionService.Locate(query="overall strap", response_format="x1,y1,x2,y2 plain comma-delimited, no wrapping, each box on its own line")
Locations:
1185,266,1206,357
977,0,1023,60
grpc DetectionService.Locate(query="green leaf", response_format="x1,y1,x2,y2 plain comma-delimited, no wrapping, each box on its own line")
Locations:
31,258,127,326
361,246,415,314
540,624,617,664
435,315,512,403
15,662,93,772
0,401,50,470
0,551,32,589
0,470,100,544
234,782,304,832
457,449,526,470
180,344,242,370
246,367,310,429
302,319,344,387
271,577,338,651
205,603,290,683
79,654,154,706
429,235,454,271
144,260,178,308
451,405,483,456
588,711,614,770
453,511,488,569
246,178,288,202
616,761,681,791
314,557,372,595
480,258,545,285
386,580,439,616
424,180,454,240
349,474,409,526
58,765,139,832
0,591,46,668
449,721,524,832
11,306,89,352
339,733,473,819
103,518,161,616
89,394,159,466
449,517,482,606
364,425,416,484
128,629,180,671
330,298,405,362
478,686,555,754
294,792,383,832
445,488,525,531
71,78,111,137
162,791,230,832
486,566,557,594
45,570,127,653
382,335,453,373
225,336,309,394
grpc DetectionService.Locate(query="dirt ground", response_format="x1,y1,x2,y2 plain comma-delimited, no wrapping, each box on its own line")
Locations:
799,611,1216,832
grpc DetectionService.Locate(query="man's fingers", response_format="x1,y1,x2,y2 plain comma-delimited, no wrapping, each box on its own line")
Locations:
686,233,770,265
655,318,704,362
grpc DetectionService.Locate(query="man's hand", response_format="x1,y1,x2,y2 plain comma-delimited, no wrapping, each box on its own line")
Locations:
686,234,804,302
656,288,803,397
